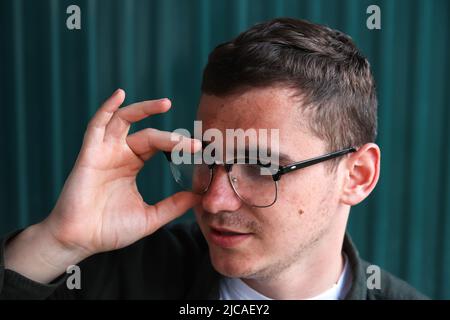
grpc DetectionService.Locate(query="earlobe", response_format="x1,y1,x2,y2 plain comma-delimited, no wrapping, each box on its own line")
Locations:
340,143,380,206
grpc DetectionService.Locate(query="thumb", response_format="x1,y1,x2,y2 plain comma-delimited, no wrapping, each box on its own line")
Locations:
144,191,201,234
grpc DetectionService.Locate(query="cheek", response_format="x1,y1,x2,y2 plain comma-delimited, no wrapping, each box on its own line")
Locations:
279,166,336,209
255,206,303,251
266,170,337,238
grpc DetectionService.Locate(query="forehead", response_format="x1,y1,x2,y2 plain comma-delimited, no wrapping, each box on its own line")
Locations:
197,87,298,131
196,87,325,158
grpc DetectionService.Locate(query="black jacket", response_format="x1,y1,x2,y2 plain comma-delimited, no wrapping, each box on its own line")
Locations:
0,222,428,300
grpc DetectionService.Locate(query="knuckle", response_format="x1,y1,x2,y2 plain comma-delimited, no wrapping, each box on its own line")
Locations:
143,128,157,136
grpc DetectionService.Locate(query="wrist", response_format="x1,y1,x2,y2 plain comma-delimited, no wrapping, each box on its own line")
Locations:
4,222,90,284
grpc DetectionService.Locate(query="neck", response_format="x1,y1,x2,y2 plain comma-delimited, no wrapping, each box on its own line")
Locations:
242,213,348,300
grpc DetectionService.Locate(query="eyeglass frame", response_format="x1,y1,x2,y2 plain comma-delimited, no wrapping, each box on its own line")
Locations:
163,144,357,207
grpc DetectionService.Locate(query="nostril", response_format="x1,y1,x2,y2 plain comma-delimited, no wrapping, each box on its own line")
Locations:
201,180,243,214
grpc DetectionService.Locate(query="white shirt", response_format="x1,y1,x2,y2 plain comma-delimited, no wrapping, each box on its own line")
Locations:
219,254,352,300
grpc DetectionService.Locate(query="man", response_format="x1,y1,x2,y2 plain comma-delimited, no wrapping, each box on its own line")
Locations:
0,18,426,299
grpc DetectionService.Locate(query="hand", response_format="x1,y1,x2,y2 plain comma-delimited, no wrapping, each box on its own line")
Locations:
42,89,201,256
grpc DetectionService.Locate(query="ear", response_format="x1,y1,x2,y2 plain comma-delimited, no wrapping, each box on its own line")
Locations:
340,143,380,206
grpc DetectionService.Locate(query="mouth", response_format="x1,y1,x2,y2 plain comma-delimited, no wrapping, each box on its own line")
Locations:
208,226,253,248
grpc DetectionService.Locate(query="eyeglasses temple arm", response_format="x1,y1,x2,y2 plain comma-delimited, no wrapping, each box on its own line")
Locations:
272,147,357,181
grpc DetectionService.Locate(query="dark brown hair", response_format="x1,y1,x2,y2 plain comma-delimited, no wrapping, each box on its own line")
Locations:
201,18,377,163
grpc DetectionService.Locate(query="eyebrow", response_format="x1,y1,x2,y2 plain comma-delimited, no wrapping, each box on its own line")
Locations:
264,149,294,165
232,146,295,165
201,141,294,165
276,152,295,165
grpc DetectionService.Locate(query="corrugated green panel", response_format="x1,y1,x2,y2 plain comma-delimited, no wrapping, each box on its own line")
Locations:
0,0,449,299
12,0,28,228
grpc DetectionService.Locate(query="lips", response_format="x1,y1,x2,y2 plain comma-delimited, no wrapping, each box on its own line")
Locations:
211,226,247,234
208,226,253,248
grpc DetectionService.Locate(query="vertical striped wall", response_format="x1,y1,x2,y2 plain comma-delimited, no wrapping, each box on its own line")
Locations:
0,0,449,299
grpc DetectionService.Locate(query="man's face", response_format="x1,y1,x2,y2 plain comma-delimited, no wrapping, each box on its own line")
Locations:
194,86,346,280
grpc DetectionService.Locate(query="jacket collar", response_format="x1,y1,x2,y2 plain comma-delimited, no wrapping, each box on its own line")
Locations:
342,233,367,299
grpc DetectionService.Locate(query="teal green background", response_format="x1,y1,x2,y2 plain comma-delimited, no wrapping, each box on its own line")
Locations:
0,0,449,299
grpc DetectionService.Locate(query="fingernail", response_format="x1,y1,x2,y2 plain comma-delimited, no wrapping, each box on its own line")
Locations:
193,139,202,150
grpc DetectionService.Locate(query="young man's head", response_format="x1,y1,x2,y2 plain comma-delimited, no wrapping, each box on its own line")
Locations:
193,18,380,282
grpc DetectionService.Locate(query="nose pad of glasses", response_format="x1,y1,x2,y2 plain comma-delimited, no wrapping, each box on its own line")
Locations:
207,166,236,195
225,164,279,208
202,167,244,211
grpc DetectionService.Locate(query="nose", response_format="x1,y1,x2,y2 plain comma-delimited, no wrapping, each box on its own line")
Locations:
201,165,243,214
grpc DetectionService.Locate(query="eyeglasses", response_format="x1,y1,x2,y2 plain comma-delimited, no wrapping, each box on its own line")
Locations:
164,146,356,208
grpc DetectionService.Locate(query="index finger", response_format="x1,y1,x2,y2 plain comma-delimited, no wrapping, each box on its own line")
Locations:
126,128,202,161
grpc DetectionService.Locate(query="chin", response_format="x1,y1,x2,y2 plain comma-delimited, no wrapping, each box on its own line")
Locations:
208,245,259,278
